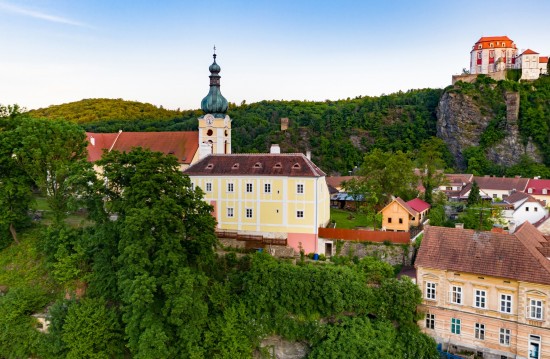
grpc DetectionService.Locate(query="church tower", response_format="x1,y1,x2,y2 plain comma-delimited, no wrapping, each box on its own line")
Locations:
198,50,231,158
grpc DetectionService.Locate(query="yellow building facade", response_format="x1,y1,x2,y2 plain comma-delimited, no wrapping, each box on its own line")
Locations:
416,224,550,359
184,153,331,254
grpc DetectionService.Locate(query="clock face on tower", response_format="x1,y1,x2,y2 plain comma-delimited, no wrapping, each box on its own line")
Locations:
205,114,214,126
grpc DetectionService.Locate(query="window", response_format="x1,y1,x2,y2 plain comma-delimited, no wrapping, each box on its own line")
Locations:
399,218,403,224
529,335,541,359
475,323,485,340
246,208,253,218
426,282,436,300
451,318,461,334
227,207,234,217
474,289,487,308
528,299,544,320
446,186,452,191
425,313,435,329
499,328,510,346
450,286,462,305
246,183,253,193
297,184,304,194
526,206,530,212
493,194,498,199
388,217,392,223
297,210,304,218
227,183,234,192
500,294,512,313
264,183,271,193
205,182,212,192
534,207,538,212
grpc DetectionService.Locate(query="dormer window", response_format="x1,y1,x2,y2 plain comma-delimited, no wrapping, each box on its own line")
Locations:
478,44,482,49
273,162,282,169
543,189,548,195
232,163,239,170
490,43,494,48
253,162,262,169
206,163,214,169
528,188,533,194
292,163,301,170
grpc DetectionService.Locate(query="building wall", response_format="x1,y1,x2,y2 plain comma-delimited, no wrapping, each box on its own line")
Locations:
417,266,550,358
198,114,231,155
513,202,548,227
381,202,411,231
470,46,517,75
190,175,330,253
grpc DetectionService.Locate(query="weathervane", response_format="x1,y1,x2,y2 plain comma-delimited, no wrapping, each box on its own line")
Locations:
213,45,217,60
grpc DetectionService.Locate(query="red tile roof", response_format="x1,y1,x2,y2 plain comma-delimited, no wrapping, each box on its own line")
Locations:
520,49,539,55
539,56,548,64
445,174,473,186
472,176,529,191
472,36,516,50
416,223,550,285
86,131,198,164
183,153,326,177
326,176,359,190
406,198,431,213
526,179,550,196
380,197,418,216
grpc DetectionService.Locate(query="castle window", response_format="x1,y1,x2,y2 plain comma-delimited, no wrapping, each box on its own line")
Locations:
253,162,262,169
297,183,304,194
297,210,304,218
490,43,494,48
205,182,212,192
264,183,271,193
274,162,282,169
426,313,435,329
246,208,253,218
207,129,213,136
227,207,234,217
246,183,253,193
206,163,214,169
478,44,482,49
232,163,239,170
227,183,234,192
292,163,301,170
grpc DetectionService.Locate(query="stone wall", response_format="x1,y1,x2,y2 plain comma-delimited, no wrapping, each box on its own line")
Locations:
451,71,506,85
336,241,414,266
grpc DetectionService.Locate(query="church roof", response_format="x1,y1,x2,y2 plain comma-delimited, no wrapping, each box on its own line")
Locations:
184,153,326,177
86,131,198,164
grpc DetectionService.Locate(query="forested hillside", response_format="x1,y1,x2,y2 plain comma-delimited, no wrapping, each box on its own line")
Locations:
27,75,550,176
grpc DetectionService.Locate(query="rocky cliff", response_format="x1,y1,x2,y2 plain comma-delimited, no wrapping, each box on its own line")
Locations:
436,88,541,170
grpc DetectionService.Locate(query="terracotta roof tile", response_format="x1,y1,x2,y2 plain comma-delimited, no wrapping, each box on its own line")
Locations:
445,174,473,186
326,176,359,189
416,223,550,285
184,154,326,177
86,131,198,164
407,198,431,213
521,49,539,55
473,176,529,191
526,179,550,196
539,56,548,64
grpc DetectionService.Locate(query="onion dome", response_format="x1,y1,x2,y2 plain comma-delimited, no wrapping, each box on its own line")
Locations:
201,53,228,117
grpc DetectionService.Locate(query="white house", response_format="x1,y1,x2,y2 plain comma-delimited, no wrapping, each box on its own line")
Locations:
503,192,548,232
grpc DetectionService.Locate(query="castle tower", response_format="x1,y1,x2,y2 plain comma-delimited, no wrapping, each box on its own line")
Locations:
198,50,231,158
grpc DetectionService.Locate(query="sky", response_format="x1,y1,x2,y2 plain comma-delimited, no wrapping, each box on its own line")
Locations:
1,0,549,111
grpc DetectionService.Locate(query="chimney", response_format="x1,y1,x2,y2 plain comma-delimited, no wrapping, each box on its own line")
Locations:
90,136,95,146
455,223,464,229
270,144,280,154
306,150,311,160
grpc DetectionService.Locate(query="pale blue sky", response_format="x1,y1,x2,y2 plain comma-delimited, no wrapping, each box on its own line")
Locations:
1,0,549,111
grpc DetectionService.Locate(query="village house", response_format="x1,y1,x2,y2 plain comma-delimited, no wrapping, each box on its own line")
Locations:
500,192,549,232
459,176,529,202
526,178,550,206
379,197,430,232
416,223,550,359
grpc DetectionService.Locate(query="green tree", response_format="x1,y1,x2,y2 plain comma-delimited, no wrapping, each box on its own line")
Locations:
467,181,482,206
96,148,216,358
12,117,92,224
416,137,449,204
356,149,418,208
61,298,124,359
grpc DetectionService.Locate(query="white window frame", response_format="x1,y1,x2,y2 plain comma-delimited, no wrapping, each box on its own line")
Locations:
449,286,462,305
297,210,304,218
227,207,234,218
205,182,212,192
227,183,234,193
500,294,512,314
296,183,304,194
475,323,485,340
246,208,253,218
264,183,271,193
474,289,487,309
527,299,544,320
246,183,253,193
426,282,436,301
499,328,511,346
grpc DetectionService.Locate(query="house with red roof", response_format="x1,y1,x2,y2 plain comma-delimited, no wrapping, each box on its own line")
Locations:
459,176,529,201
515,49,545,80
470,36,517,75
501,192,549,232
379,197,430,232
526,178,550,206
416,223,550,359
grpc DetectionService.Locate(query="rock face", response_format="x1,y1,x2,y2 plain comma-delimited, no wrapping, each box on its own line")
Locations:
437,91,541,170
255,336,309,359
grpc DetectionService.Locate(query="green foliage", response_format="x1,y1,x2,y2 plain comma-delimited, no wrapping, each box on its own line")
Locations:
506,69,522,82
0,286,51,359
356,256,394,284
330,208,371,229
62,297,124,359
427,204,446,227
459,204,501,231
467,181,482,206
416,137,451,204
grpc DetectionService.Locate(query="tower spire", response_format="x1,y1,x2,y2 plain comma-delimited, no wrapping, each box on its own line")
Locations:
201,48,228,117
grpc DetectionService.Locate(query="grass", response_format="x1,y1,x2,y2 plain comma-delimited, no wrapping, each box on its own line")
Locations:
330,208,371,229
0,226,58,293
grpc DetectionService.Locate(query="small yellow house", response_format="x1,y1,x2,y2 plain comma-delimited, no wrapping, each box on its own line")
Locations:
379,197,430,231
416,223,550,359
